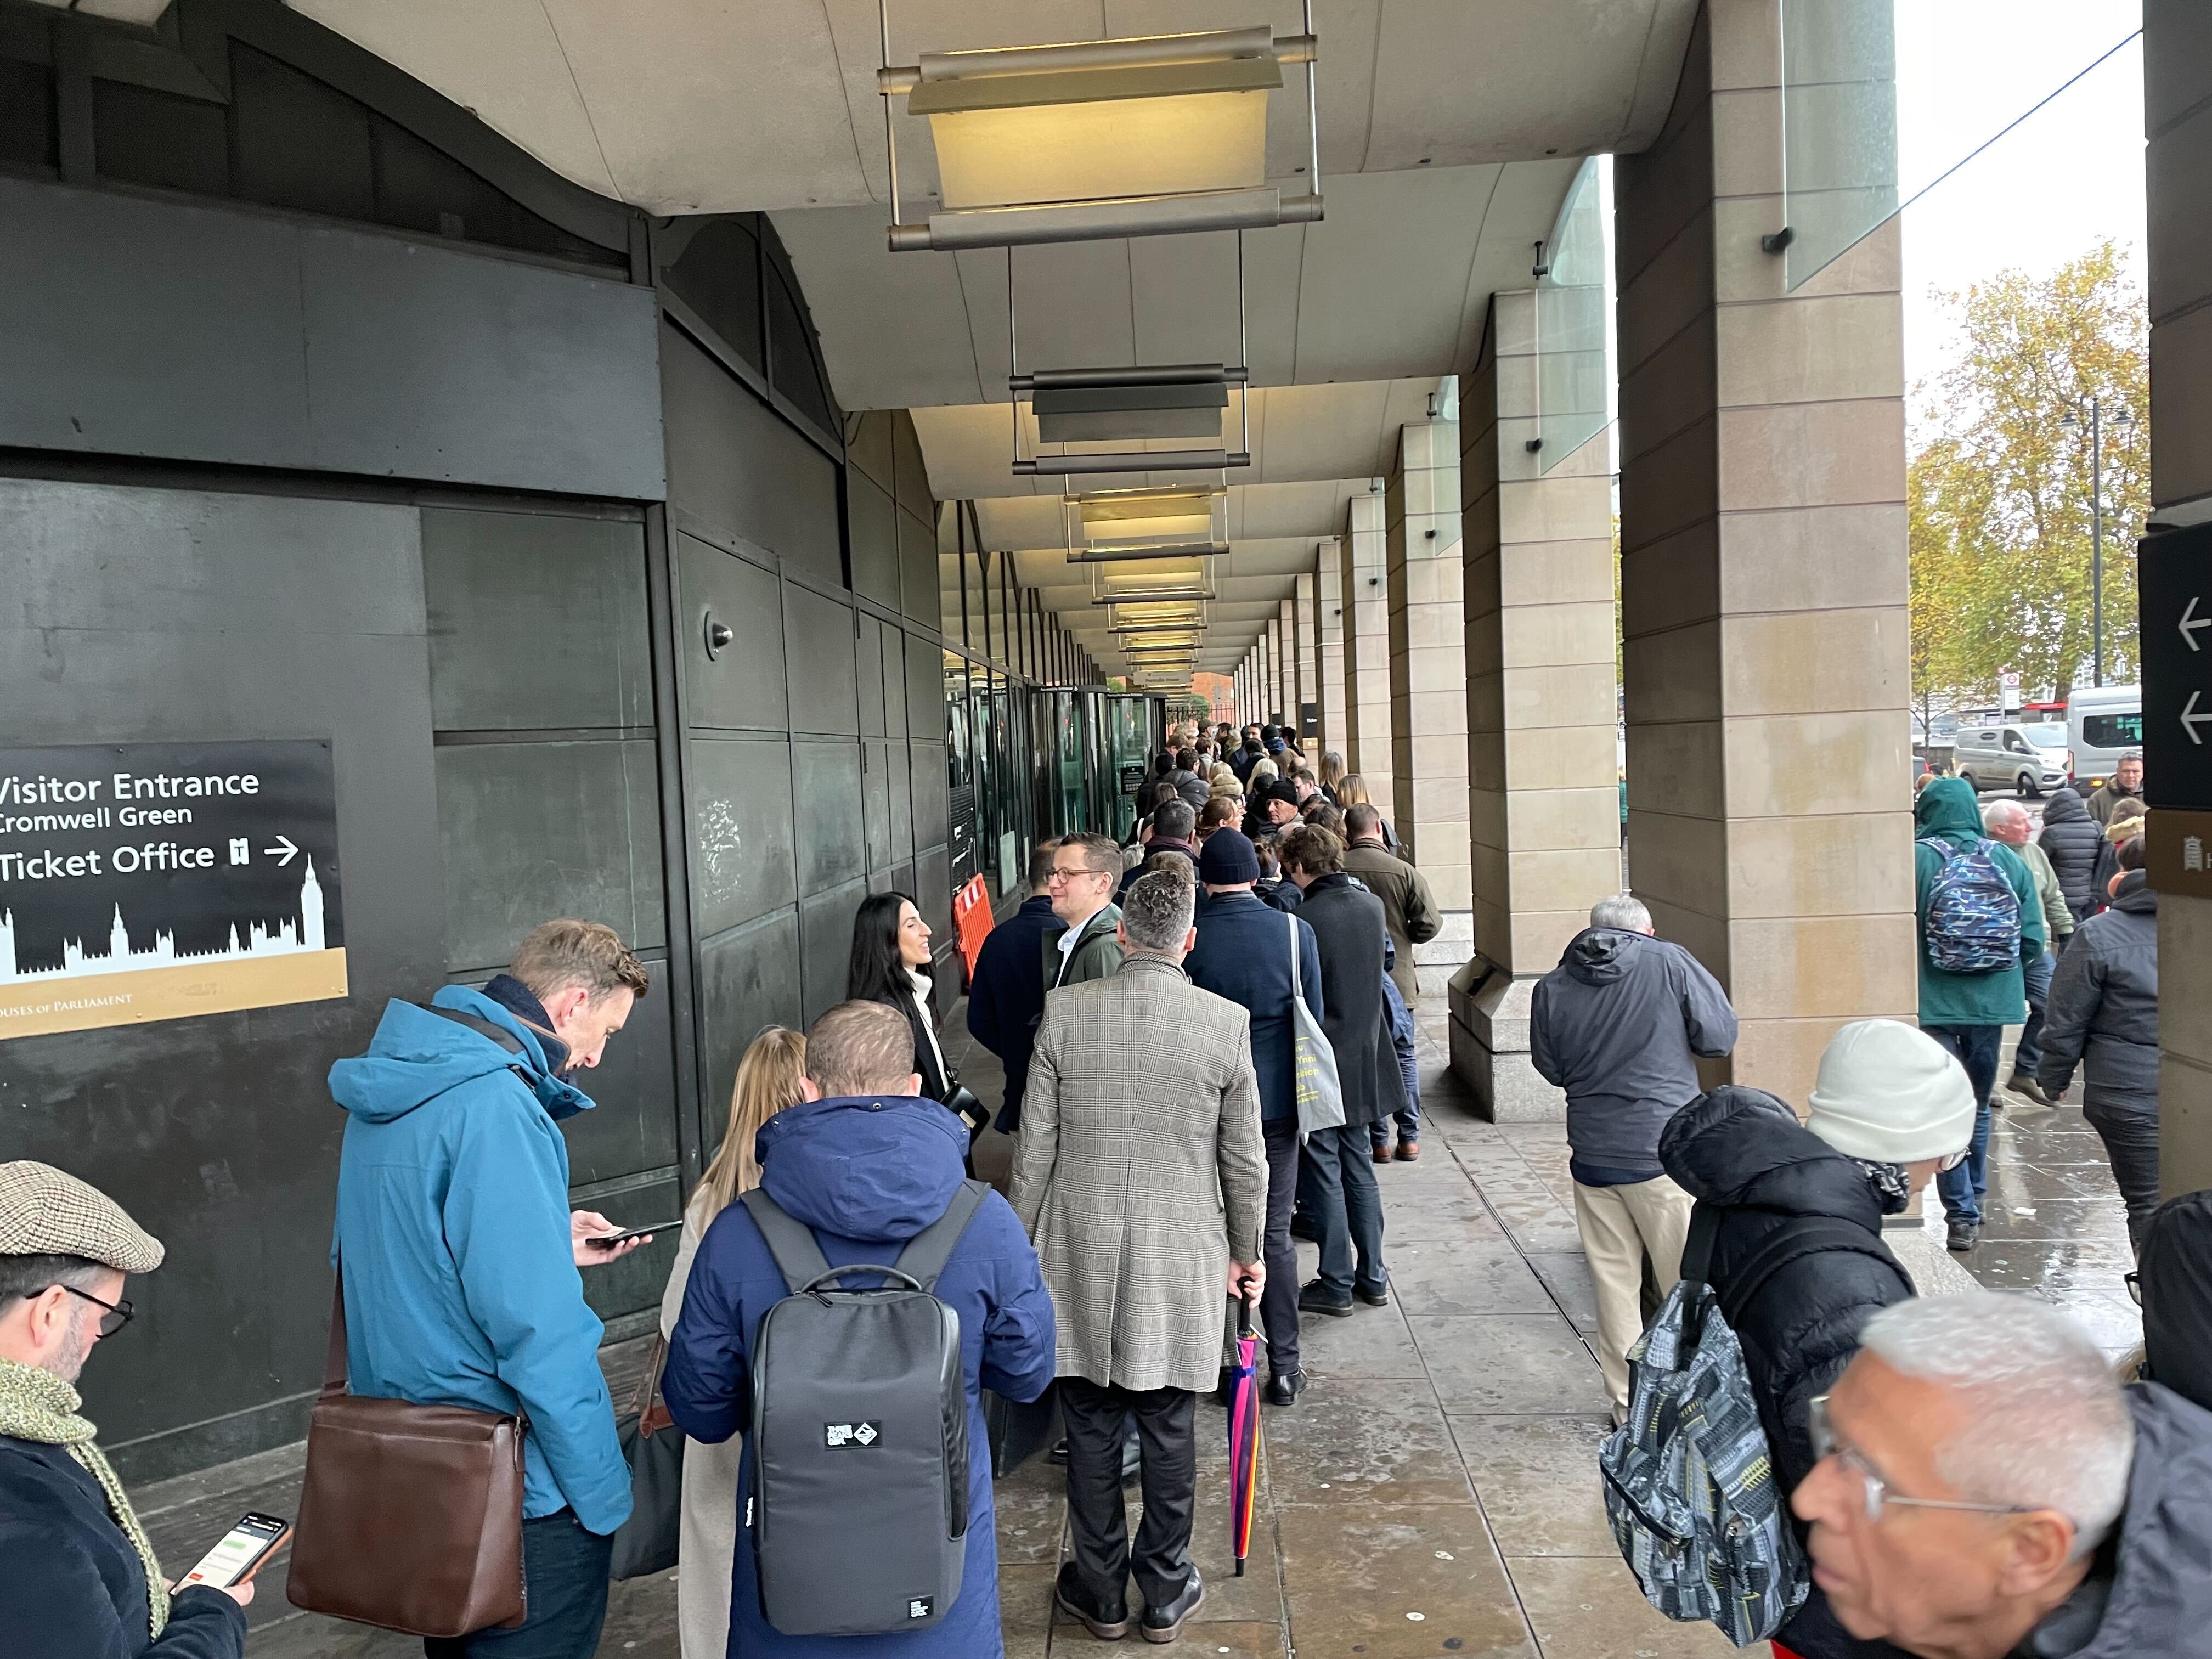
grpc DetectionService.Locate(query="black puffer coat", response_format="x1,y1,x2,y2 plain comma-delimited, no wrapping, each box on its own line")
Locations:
1660,1085,1916,1659
2038,785,2106,923
2039,872,2158,1107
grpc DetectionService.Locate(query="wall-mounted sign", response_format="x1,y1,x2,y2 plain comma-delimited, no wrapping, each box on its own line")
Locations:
2139,527,2212,898
0,741,345,1040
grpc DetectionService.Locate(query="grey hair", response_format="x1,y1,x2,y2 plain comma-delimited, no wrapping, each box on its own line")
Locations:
1121,871,1197,955
1857,1294,2132,1556
1151,799,1195,840
1981,799,2030,832
1590,893,1652,933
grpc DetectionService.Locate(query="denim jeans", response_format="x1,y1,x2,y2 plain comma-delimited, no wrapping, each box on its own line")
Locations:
1301,1124,1388,1298
2013,950,2056,1077
422,1510,613,1659
1371,974,1423,1149
1929,1024,2002,1227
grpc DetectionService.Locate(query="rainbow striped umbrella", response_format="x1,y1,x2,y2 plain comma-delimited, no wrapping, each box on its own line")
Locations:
1226,1290,1261,1576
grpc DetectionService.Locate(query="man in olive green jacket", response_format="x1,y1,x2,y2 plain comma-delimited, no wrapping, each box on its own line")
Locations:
1342,805,1441,1000
1043,832,1126,989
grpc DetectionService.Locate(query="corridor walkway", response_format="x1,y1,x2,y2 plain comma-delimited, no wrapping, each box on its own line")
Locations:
142,976,2141,1659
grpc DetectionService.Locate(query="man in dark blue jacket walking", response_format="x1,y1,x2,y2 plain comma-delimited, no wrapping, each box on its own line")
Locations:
1185,830,1323,1406
966,840,1060,1132
664,1001,1056,1657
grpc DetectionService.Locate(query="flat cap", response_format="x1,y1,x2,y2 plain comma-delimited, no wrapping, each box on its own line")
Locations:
0,1162,164,1273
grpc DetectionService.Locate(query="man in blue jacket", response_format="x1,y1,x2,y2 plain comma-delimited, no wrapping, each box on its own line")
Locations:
1185,830,1323,1407
328,918,656,1658
966,839,1059,1132
663,1000,1056,1656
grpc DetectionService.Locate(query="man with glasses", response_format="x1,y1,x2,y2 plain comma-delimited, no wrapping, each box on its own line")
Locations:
1792,1293,2212,1659
0,1161,250,1658
1045,832,1125,991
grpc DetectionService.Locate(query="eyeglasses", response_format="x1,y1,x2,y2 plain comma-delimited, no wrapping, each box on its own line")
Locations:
1808,1396,2042,1525
2124,1271,2142,1307
1047,866,1105,887
58,1283,135,1338
1939,1148,1968,1173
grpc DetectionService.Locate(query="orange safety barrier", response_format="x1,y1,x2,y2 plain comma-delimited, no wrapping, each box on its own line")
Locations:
952,875,994,986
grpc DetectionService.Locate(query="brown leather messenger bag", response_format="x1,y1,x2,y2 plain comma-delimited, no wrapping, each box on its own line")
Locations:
285,1265,529,1637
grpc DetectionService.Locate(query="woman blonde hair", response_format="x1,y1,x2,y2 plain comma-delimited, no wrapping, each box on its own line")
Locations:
1249,757,1279,788
1319,750,1346,792
1335,772,1374,808
694,1025,807,1221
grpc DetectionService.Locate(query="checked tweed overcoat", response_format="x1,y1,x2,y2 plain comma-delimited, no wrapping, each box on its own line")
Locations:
1012,954,1269,1393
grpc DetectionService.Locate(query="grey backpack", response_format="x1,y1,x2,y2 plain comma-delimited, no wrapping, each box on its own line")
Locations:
1598,1213,1883,1645
740,1180,986,1635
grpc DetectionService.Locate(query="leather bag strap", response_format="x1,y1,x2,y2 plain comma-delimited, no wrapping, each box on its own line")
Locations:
323,1259,349,1396
891,1180,988,1293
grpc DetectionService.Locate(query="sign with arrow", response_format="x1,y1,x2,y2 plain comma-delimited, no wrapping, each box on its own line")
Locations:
0,740,345,1040
2139,525,2212,812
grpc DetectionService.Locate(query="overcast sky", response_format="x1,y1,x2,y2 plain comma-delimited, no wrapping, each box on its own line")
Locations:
1895,1,2146,397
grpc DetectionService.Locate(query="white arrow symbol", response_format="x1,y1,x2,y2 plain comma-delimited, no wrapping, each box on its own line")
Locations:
2183,596,2211,652
263,834,300,866
2186,691,2212,747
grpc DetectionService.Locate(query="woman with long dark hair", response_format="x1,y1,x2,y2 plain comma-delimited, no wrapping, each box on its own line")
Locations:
845,892,987,1153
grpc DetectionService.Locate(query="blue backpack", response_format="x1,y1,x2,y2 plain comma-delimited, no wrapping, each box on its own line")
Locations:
1917,837,2021,973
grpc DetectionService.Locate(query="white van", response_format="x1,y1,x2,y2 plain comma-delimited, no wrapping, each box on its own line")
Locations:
2067,685,2142,790
1951,719,2073,798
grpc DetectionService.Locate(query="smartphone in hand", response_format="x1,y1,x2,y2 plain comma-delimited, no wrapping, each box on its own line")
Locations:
180,1512,291,1590
585,1220,681,1249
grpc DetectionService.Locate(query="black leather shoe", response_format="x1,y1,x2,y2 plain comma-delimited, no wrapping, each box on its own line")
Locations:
2007,1069,2052,1106
1299,1279,1355,1317
1947,1220,1979,1253
1142,1571,1205,1643
1055,1562,1131,1641
1265,1368,1307,1406
1354,1280,1390,1307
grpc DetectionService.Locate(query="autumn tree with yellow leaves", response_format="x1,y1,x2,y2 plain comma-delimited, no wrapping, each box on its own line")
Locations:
1909,241,2149,712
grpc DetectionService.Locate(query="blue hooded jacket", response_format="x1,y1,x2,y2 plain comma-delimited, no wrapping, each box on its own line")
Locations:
662,1092,1056,1657
326,985,632,1536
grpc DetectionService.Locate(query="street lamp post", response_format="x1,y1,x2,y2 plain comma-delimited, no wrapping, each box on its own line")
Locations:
2061,398,2135,688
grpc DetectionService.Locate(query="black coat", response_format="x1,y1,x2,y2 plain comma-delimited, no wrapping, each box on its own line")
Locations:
966,892,1058,1129
0,1435,247,1659
2039,873,2158,1107
1658,1087,1916,1659
1294,874,1407,1130
2038,786,2106,923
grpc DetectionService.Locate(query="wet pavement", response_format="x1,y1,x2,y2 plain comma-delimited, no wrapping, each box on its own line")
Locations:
140,967,2141,1658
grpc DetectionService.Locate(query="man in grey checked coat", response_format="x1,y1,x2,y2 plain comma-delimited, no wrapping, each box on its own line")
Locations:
1013,871,1269,1645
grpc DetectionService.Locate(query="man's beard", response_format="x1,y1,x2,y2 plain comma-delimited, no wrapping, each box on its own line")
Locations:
41,1304,92,1384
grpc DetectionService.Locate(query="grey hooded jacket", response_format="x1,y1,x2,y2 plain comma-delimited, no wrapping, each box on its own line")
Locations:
2020,1381,2212,1658
1530,928,1739,1175
2036,873,2157,1108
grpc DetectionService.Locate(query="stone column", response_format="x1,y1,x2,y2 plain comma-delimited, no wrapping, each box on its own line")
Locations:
2146,0,2212,1194
1341,490,1395,799
1387,419,1474,977
1279,597,1300,731
1451,291,1625,1119
1316,540,1348,760
1614,0,1916,1108
1294,573,1319,747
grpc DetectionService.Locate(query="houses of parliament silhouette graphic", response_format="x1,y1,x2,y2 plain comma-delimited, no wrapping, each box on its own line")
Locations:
0,859,327,985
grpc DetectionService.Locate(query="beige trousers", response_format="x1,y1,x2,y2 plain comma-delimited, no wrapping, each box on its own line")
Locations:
1572,1174,1696,1410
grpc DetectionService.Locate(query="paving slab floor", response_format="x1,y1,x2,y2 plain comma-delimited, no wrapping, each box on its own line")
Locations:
137,971,2140,1658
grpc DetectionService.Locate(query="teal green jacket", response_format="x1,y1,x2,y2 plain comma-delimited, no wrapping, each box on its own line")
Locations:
1914,777,2045,1028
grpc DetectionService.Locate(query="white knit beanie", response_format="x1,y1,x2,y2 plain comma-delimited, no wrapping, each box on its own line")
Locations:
1805,1019,1978,1164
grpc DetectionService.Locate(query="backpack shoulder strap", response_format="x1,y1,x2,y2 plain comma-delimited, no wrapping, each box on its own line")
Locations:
1915,837,1953,863
419,1002,534,1087
1718,1216,1909,1331
1286,911,1302,998
891,1180,990,1293
1679,1202,1720,1288
740,1187,835,1295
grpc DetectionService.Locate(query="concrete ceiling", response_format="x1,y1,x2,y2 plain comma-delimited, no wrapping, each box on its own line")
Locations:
287,0,1694,681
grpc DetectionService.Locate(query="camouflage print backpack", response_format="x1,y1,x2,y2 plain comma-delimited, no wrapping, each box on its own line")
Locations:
1598,1212,1843,1646
1916,836,2022,973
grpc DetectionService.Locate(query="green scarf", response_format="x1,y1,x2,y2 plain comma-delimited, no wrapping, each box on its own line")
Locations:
0,1355,169,1637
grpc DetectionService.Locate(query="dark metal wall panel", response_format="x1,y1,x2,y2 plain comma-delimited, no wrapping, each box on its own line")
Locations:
882,625,910,737
0,177,663,501
0,478,441,1476
782,582,861,737
915,843,953,943
911,739,951,861
686,734,798,937
422,509,652,731
863,738,894,870
299,228,662,498
433,738,665,973
661,321,839,586
856,612,887,738
899,504,939,629
697,910,803,1113
888,737,916,864
677,532,787,733
908,644,947,742
891,409,932,520
847,408,895,493
791,739,865,896
799,881,867,1024
848,471,901,612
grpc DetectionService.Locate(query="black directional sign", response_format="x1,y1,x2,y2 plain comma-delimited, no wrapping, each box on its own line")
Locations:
2139,524,2212,811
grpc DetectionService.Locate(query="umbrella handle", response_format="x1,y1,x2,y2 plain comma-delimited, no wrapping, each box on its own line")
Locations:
1237,1287,1256,1340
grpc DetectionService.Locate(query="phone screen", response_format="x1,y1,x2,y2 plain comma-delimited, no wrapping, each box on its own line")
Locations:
588,1220,681,1248
181,1512,290,1589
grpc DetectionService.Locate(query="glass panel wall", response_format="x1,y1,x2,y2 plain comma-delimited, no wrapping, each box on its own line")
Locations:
1534,157,1610,472
1780,0,1898,291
